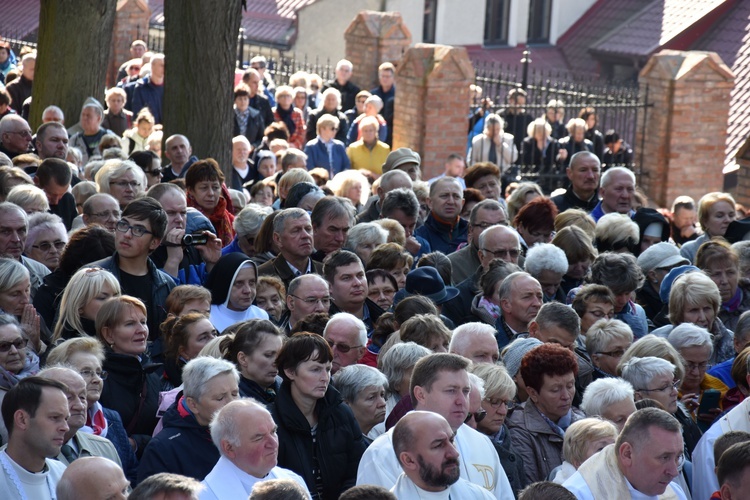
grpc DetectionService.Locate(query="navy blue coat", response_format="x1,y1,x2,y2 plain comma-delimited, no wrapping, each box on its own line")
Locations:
303,137,350,176
131,76,164,124
414,213,469,256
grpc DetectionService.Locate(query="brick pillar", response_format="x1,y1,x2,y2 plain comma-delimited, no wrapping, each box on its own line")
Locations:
637,50,734,207
393,44,475,179
107,0,151,88
344,11,411,91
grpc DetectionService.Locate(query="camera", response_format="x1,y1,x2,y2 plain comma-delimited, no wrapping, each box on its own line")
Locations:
182,233,209,246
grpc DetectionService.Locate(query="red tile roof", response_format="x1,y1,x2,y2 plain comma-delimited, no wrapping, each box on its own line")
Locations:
591,0,732,58
690,0,750,172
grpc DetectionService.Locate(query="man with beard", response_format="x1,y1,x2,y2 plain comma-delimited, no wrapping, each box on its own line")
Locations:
391,411,494,498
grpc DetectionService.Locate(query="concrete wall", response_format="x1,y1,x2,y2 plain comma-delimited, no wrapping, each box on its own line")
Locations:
509,0,530,45
296,0,381,62
434,0,485,46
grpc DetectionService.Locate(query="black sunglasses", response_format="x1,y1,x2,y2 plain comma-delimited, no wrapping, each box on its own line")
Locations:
464,409,487,424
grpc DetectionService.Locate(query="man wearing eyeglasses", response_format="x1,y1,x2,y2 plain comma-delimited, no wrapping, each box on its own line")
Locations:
357,353,515,499
449,199,507,284
279,274,331,335
82,194,121,232
0,114,33,159
323,312,367,374
35,158,77,230
90,197,175,358
0,202,50,298
563,408,688,500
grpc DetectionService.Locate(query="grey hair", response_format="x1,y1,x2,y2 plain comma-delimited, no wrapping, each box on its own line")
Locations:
286,273,328,298
600,166,636,189
497,271,532,303
590,252,645,294
0,258,30,294
379,169,413,193
210,399,270,451
324,312,367,347
580,377,635,417
484,113,504,131
310,196,355,228
94,159,147,195
595,213,639,250
381,188,419,219
182,357,239,402
469,199,505,225
568,151,601,171
478,225,520,250
0,201,28,225
273,207,309,234
735,311,750,346
7,185,49,213
667,323,713,356
332,364,387,404
26,212,66,249
524,243,568,276
379,341,431,397
534,302,581,337
233,205,268,237
468,372,486,399
586,318,633,356
620,356,675,392
449,322,497,356
345,222,388,252
0,314,21,333
428,176,462,198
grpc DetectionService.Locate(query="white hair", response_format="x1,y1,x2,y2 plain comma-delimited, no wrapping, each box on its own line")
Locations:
580,377,634,417
323,312,367,347
524,243,568,276
182,357,239,402
210,399,269,452
332,364,387,404
468,373,486,399
449,322,497,357
667,323,713,356
620,356,675,391
600,166,636,188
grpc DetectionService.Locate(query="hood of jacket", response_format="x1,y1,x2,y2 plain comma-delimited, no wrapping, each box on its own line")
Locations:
161,395,211,435
204,252,258,307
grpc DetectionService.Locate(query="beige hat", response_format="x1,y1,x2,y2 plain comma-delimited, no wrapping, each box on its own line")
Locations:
382,148,421,173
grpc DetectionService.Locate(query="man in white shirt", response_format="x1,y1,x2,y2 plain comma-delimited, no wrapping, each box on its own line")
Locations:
356,353,514,500
391,411,494,498
563,407,688,499
0,377,70,500
200,399,309,500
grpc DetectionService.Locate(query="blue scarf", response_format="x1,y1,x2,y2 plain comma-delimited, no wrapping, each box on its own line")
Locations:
537,405,572,439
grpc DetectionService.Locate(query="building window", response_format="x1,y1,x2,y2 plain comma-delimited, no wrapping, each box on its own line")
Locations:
424,0,437,43
527,0,552,44
484,0,510,45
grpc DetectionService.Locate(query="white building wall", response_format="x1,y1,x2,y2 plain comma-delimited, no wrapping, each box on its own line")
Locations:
434,0,486,46
386,0,425,44
549,0,596,44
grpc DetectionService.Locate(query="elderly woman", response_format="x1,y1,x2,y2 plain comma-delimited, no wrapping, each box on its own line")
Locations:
0,166,33,201
0,258,45,353
137,357,239,482
580,377,636,432
590,252,649,339
464,162,502,202
304,114,351,176
636,242,690,324
332,170,369,213
250,180,275,208
653,270,735,366
347,95,387,145
506,182,543,222
0,314,40,443
522,118,565,171
346,222,388,265
571,284,615,335
185,159,235,246
160,313,218,389
273,85,306,149
205,253,268,334
333,364,388,439
306,87,349,143
524,243,568,303
681,191,736,263
255,150,278,181
255,276,286,325
24,212,67,271
46,337,138,481
220,318,284,403
53,266,121,342
585,318,633,379
551,418,617,485
552,226,598,295
697,240,750,332
469,113,518,171
7,184,49,215
558,118,594,167
95,159,147,209
667,323,728,424
366,242,413,290
345,116,390,175
221,205,268,259
471,362,526,495
507,343,585,484
97,295,162,457
270,332,367,499
594,213,639,254
514,197,558,254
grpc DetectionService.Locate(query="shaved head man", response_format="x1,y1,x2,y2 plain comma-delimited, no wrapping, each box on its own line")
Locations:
56,457,129,500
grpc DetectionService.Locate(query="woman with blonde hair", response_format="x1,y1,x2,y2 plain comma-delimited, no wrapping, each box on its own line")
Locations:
53,267,121,342
6,184,49,215
331,169,369,212
681,191,736,263
273,85,306,149
94,159,147,209
554,209,596,240
551,225,597,295
506,182,543,222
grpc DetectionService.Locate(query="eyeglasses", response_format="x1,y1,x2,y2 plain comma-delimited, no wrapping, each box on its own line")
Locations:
145,168,163,177
31,240,66,253
464,409,487,424
0,338,27,353
684,360,709,372
290,294,331,307
472,221,507,230
115,220,153,237
89,210,121,219
484,397,516,412
109,180,141,189
79,369,108,381
596,349,627,358
7,130,32,138
638,380,681,394
326,339,363,353
481,248,520,259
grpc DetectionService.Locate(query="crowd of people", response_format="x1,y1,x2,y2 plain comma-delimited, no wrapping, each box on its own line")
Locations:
1,36,750,500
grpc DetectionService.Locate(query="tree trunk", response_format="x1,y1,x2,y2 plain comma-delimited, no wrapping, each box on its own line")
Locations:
31,0,117,131
163,0,242,179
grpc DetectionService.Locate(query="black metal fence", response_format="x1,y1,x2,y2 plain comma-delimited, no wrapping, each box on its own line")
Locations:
0,27,38,55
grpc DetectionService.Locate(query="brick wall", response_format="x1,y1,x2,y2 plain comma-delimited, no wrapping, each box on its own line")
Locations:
637,50,734,207
393,44,474,179
107,0,151,88
344,11,411,92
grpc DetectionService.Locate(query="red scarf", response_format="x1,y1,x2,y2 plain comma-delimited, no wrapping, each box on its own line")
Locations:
188,185,235,246
84,403,108,437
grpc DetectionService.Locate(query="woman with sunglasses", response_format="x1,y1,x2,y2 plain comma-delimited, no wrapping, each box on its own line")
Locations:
0,258,46,356
129,150,163,188
507,343,585,485
0,314,39,444
586,319,634,380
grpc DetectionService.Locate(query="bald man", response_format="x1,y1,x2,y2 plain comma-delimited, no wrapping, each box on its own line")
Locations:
56,457,129,500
